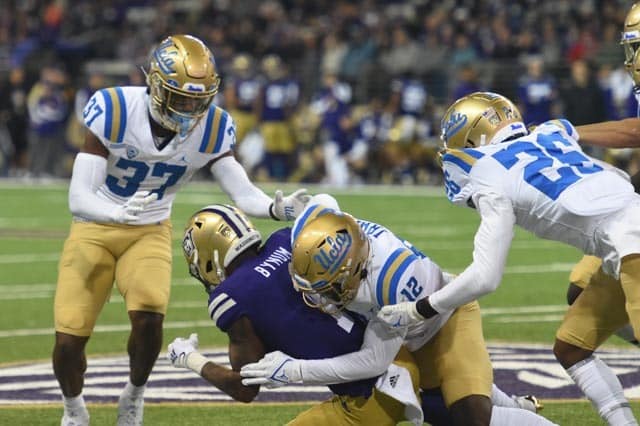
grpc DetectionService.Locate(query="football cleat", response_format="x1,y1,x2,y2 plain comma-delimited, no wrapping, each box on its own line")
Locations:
513,394,544,413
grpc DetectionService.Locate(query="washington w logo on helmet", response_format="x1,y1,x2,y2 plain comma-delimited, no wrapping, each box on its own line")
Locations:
313,231,353,275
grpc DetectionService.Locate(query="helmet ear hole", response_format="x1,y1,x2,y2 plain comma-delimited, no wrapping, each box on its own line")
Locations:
205,260,213,273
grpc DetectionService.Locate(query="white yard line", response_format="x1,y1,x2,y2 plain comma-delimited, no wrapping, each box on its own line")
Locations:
0,304,572,338
0,320,215,338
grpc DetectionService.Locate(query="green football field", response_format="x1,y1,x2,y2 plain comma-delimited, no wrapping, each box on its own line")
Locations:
1,181,639,425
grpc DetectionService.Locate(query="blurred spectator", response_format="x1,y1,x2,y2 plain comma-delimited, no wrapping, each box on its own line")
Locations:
379,26,422,78
26,65,70,178
0,0,638,183
224,54,260,146
516,56,558,125
320,32,347,77
381,75,434,184
560,60,607,126
340,23,377,102
451,33,478,68
256,54,299,180
451,65,484,102
0,67,29,176
560,59,607,159
311,73,355,187
65,70,105,161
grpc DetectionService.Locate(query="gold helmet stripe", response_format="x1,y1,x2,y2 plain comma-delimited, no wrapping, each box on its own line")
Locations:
100,88,127,143
291,204,337,244
376,248,416,306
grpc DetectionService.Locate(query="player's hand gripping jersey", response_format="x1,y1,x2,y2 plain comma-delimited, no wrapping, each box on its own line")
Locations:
81,86,235,224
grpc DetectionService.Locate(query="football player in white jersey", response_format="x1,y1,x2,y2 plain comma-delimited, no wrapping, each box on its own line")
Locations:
52,34,310,426
563,1,640,350
239,194,557,426
377,92,640,425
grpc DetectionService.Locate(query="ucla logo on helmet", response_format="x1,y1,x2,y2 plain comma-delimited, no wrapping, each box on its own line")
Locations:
442,110,467,140
313,232,353,275
154,40,178,75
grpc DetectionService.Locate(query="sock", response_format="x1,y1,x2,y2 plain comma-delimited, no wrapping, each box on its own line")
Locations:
117,380,146,426
567,356,637,425
62,394,89,424
491,384,519,408
615,324,640,346
489,406,558,425
120,380,146,399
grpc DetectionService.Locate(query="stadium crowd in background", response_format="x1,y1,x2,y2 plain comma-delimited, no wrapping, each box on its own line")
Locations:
0,0,639,184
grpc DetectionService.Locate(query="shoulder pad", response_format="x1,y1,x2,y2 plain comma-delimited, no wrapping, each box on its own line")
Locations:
198,106,235,154
83,87,128,144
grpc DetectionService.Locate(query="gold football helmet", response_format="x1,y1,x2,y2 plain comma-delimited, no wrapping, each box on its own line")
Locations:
147,34,221,136
440,92,526,150
622,3,640,78
290,212,369,313
182,205,261,290
231,54,252,76
261,54,283,80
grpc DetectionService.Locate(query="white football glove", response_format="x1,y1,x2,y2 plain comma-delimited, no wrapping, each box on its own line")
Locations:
111,191,158,224
239,350,303,388
271,189,311,221
167,333,209,374
377,302,425,329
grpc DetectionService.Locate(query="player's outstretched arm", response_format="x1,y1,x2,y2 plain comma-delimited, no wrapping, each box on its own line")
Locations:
576,118,640,148
167,318,265,403
210,154,310,220
240,319,405,387
428,192,515,313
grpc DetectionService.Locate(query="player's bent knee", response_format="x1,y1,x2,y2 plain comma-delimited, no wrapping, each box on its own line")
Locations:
129,310,164,336
553,338,593,369
53,333,88,360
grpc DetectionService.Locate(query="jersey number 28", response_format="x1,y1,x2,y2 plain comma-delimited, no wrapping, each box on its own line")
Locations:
492,132,602,200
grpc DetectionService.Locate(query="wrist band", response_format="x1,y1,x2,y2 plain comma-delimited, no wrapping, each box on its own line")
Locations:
186,352,209,375
269,202,280,221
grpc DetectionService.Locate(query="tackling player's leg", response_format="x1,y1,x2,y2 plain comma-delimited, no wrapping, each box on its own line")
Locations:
554,267,637,425
567,255,639,347
414,301,556,425
114,222,172,426
53,221,117,425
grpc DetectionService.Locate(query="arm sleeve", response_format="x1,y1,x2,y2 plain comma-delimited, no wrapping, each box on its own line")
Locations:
68,153,120,223
298,319,405,385
210,156,273,218
576,118,640,148
429,192,515,313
